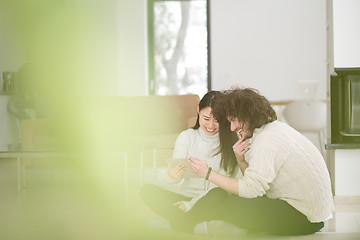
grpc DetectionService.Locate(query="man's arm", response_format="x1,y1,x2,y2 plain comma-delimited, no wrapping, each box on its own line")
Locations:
237,158,249,175
208,171,239,195
187,157,239,194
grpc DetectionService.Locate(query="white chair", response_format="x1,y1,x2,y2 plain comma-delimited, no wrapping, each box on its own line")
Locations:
282,100,327,155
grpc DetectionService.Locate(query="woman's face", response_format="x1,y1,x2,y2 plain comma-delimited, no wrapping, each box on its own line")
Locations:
198,106,219,136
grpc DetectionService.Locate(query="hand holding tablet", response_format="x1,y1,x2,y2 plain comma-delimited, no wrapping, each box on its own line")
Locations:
167,158,201,178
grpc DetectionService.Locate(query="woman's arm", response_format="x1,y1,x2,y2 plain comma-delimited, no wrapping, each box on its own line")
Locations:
164,131,190,183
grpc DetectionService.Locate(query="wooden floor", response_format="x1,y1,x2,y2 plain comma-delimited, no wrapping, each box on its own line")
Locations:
0,158,359,240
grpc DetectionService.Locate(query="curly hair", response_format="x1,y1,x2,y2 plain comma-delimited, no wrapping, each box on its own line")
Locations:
212,88,277,174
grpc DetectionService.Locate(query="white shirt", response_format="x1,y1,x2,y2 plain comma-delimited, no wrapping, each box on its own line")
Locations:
159,127,231,211
168,127,227,197
239,121,335,222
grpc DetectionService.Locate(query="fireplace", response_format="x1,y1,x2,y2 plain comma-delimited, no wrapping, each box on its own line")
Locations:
330,68,360,144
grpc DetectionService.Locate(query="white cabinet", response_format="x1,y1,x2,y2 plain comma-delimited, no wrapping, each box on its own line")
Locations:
334,149,360,196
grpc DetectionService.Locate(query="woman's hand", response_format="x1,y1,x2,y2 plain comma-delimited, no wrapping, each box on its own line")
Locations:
233,130,251,164
166,159,186,180
186,157,209,178
173,201,187,212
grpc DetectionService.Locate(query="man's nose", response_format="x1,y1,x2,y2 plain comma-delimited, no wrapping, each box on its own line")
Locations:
230,122,236,131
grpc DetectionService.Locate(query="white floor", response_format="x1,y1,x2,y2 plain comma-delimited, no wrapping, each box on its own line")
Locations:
0,158,359,240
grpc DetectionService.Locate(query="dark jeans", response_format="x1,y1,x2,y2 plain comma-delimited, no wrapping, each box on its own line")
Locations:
140,184,191,220
169,188,324,235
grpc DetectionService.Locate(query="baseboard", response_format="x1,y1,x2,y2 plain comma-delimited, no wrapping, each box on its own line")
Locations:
334,195,360,204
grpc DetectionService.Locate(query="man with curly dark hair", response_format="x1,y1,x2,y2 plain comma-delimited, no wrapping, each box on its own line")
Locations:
170,88,334,236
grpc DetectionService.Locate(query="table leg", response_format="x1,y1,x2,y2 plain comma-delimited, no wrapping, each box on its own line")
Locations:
123,152,128,209
140,151,144,186
22,165,27,188
17,157,21,197
153,148,157,184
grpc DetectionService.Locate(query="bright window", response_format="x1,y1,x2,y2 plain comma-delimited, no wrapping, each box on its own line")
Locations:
148,0,209,96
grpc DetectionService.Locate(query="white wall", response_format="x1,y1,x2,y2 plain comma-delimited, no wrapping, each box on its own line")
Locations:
0,0,148,97
116,0,148,96
0,2,26,72
1,0,329,99
333,0,360,67
58,0,148,96
72,0,329,99
210,0,328,101
0,0,330,145
75,0,148,96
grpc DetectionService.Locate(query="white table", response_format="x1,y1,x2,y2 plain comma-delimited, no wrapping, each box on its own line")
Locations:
0,144,156,206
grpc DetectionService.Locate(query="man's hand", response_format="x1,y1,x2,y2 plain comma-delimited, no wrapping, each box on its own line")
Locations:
233,130,251,164
233,131,251,174
187,157,209,178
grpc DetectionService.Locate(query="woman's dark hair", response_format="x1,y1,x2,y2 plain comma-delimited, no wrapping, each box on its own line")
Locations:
212,88,277,174
192,90,221,129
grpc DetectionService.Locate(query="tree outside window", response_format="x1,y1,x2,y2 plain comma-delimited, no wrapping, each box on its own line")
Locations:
148,0,209,96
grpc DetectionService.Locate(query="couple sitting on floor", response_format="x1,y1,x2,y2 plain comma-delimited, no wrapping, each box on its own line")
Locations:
141,88,334,236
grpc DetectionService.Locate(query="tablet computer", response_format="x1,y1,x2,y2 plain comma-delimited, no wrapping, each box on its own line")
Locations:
167,158,200,178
